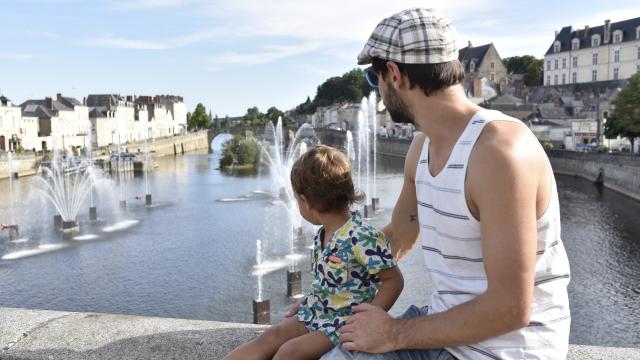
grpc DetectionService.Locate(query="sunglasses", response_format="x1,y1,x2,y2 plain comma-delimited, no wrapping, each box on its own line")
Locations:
364,66,379,88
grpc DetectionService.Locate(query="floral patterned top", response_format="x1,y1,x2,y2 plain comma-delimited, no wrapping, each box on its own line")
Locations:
297,211,397,344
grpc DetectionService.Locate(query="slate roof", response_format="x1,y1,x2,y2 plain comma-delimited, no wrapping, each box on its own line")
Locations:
458,43,491,73
545,17,640,55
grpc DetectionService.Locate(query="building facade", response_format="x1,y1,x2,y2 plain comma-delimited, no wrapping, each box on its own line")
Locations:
544,17,640,85
458,42,508,98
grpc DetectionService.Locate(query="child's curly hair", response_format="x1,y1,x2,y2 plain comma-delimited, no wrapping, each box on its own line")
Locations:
290,145,364,213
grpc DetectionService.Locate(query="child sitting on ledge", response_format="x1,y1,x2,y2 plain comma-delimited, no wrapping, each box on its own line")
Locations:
225,144,404,360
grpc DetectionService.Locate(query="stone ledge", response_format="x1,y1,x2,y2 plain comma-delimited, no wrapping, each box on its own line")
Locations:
1,307,638,359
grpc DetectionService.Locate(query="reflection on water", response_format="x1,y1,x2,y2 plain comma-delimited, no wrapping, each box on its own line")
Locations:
0,153,638,347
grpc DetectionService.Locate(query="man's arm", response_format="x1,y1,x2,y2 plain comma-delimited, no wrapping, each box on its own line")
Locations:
340,124,544,352
381,133,424,260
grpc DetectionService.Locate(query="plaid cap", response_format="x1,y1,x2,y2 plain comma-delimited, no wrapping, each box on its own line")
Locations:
357,8,457,65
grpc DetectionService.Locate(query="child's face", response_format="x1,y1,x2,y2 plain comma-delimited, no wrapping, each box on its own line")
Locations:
294,193,320,225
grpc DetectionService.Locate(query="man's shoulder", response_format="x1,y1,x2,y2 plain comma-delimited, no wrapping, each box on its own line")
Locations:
475,118,545,164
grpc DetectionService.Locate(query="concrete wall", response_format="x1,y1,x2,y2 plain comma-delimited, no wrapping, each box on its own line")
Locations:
0,307,637,360
547,150,640,201
125,131,209,158
0,153,38,180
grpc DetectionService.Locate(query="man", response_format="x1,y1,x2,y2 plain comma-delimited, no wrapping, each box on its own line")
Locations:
322,8,571,360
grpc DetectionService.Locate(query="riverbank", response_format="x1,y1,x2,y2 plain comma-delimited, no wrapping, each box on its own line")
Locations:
1,307,638,359
0,131,210,180
316,129,640,202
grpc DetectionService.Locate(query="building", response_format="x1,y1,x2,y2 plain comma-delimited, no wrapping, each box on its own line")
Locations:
544,17,640,86
21,94,89,151
458,42,508,98
0,96,22,151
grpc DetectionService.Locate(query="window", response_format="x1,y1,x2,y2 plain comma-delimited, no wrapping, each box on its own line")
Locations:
562,58,567,69
614,68,619,80
491,62,495,69
637,64,640,73
546,76,550,85
547,61,551,70
554,59,558,69
614,49,620,63
562,74,566,84
572,72,577,83
592,69,598,82
637,47,640,60
554,41,561,53
613,33,622,44
572,38,580,50
573,56,578,67
592,53,598,65
592,35,600,47
554,74,558,85
470,60,475,72
490,73,495,81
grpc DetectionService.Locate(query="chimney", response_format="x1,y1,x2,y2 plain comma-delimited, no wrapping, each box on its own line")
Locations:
604,19,611,44
56,93,62,101
555,30,559,38
468,40,472,48
126,95,133,102
584,25,590,38
45,97,53,109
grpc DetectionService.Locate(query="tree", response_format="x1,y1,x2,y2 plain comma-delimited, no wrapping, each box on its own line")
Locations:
295,68,371,114
187,103,212,130
524,59,543,86
605,73,640,153
503,55,543,86
244,106,265,125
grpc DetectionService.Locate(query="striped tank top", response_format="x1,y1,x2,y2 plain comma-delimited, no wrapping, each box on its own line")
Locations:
415,109,571,359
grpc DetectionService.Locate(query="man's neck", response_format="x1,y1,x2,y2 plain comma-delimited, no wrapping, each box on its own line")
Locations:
411,85,482,148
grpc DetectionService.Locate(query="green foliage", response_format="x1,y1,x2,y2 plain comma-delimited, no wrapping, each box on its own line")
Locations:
605,74,640,153
187,103,212,130
503,55,543,86
542,141,554,150
524,59,543,86
296,68,372,114
219,135,262,169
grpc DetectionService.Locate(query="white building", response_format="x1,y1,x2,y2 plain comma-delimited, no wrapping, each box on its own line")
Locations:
21,94,89,152
0,96,25,151
544,17,640,85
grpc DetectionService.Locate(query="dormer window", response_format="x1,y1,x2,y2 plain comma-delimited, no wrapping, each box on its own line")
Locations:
613,30,623,44
554,41,561,53
591,34,600,47
637,26,640,40
572,38,580,50
470,60,475,72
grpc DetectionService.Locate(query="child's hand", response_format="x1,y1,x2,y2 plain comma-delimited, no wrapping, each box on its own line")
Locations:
285,297,304,317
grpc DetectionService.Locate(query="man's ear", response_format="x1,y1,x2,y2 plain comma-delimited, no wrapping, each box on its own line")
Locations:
385,61,407,90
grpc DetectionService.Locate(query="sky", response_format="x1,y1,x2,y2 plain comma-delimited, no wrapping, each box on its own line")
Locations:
0,0,639,117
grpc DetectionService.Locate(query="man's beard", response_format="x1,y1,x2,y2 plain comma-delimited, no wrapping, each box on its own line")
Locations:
384,86,415,125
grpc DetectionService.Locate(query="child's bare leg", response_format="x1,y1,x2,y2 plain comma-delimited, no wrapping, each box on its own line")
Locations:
273,331,335,360
224,317,308,360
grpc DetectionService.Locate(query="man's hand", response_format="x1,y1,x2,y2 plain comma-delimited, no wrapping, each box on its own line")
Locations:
339,303,398,353
284,297,304,317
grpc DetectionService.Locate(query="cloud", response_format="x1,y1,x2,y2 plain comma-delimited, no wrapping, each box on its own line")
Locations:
0,52,48,60
80,36,169,50
206,41,332,69
111,0,189,11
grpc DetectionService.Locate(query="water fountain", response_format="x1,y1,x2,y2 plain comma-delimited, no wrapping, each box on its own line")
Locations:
257,118,317,298
34,148,95,236
6,152,19,241
144,131,152,207
252,239,270,324
369,92,379,211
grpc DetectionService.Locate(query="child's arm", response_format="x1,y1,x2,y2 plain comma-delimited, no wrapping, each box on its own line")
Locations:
369,266,404,311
